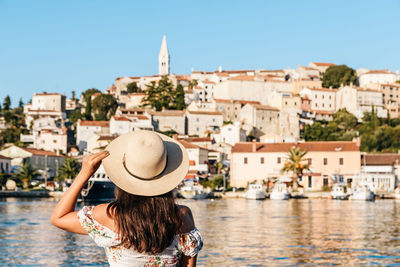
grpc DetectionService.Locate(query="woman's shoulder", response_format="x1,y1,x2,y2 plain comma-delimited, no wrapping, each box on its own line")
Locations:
177,204,195,234
91,203,116,231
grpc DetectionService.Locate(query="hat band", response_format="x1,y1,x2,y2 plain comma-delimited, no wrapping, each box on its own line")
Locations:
122,153,168,181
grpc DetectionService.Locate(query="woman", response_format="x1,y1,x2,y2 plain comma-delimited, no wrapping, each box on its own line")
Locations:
51,131,203,266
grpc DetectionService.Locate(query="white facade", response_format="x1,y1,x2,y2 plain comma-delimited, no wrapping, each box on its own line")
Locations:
179,140,209,173
24,93,66,127
110,115,153,135
336,85,387,119
34,128,68,154
359,70,399,87
300,87,336,112
76,120,110,152
186,110,223,137
149,110,186,134
212,123,246,146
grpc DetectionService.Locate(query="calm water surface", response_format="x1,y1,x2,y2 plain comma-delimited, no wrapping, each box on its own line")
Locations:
1,198,400,266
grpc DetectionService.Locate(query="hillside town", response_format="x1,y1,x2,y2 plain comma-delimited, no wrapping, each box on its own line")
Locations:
1,36,400,195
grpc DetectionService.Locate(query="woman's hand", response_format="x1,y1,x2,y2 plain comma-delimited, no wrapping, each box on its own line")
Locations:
80,151,110,177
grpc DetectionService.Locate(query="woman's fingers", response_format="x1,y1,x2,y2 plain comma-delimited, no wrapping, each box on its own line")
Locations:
91,151,110,162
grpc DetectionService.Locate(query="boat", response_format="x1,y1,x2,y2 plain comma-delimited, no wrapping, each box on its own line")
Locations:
349,185,375,201
79,165,115,202
269,182,290,200
331,184,349,200
179,179,208,199
245,184,266,200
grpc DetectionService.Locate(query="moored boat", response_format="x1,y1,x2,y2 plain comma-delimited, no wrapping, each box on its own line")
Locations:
245,184,266,200
269,182,290,200
331,184,349,200
349,185,375,201
79,165,115,202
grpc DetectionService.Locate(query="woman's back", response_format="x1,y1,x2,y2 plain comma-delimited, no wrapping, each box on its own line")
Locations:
78,204,203,267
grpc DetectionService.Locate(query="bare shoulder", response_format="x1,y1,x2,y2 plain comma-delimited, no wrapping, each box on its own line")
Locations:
92,203,115,231
177,205,195,234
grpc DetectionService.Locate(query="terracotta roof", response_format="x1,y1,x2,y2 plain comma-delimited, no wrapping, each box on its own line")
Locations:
312,62,335,67
113,116,130,121
79,120,109,127
363,154,400,165
232,141,359,153
250,104,279,111
0,155,11,160
237,100,261,105
22,148,64,157
381,83,400,88
230,75,255,81
187,110,222,115
183,137,212,143
259,69,284,73
221,70,254,74
214,99,231,103
364,69,393,75
148,110,185,116
312,110,334,115
178,140,201,149
114,115,149,121
355,87,381,93
263,79,289,83
202,81,215,84
215,72,230,77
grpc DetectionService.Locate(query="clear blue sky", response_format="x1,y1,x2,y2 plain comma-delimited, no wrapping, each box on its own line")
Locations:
1,0,399,105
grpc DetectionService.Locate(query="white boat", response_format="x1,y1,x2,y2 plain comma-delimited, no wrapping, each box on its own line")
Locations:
331,184,349,200
245,184,266,200
179,179,208,199
269,182,290,200
350,185,375,201
79,165,115,202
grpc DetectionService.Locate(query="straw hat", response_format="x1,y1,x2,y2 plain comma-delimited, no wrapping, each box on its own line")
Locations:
102,130,189,196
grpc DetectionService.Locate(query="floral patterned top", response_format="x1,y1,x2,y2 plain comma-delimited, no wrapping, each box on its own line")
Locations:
77,206,203,267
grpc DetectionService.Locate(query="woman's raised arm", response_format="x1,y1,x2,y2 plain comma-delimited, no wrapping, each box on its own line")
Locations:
50,151,109,234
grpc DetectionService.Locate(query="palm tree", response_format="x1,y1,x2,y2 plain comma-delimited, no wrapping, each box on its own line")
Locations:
188,79,198,91
281,147,310,190
57,158,80,183
16,163,40,189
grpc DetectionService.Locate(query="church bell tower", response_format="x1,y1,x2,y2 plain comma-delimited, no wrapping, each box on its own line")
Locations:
158,35,170,76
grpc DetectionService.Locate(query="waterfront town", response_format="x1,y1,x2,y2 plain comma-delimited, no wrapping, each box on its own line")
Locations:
1,36,400,198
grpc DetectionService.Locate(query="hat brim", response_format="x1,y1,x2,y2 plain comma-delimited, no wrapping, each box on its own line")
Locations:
102,131,189,196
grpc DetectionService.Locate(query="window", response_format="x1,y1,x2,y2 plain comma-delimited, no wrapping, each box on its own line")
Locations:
322,95,324,99
308,158,312,165
315,94,317,98
53,140,57,143
323,175,329,187
323,158,328,165
339,158,344,165
244,157,248,164
260,157,264,164
277,157,281,164
196,118,199,122
308,176,312,188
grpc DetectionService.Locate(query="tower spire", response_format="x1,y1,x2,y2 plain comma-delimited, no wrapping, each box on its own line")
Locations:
158,35,170,76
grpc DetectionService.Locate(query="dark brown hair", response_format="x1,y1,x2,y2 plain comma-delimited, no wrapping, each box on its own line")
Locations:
106,187,182,254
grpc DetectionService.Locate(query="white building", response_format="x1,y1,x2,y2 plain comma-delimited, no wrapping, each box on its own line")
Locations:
110,115,153,135
300,87,337,113
76,120,110,152
24,93,66,127
359,69,399,87
148,110,186,134
178,139,208,173
186,110,223,137
212,123,246,146
34,128,68,154
336,85,387,119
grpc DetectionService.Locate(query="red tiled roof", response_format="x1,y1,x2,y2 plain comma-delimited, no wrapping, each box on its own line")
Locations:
230,75,255,81
179,140,201,149
79,120,109,127
97,135,117,141
232,141,359,153
182,137,212,143
0,155,11,160
202,81,215,84
148,110,185,116
364,69,393,75
363,154,400,165
22,148,64,157
312,62,335,67
113,116,130,121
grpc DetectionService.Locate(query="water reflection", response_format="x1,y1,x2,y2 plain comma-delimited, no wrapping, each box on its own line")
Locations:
0,198,399,265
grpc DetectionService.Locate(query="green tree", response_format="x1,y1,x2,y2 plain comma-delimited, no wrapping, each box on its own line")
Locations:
281,147,310,189
333,109,357,130
68,109,83,123
142,76,176,111
18,98,24,108
92,94,118,120
127,82,139,93
16,163,40,189
82,88,101,120
322,65,357,88
56,158,80,182
188,79,198,91
173,84,186,110
3,95,11,111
